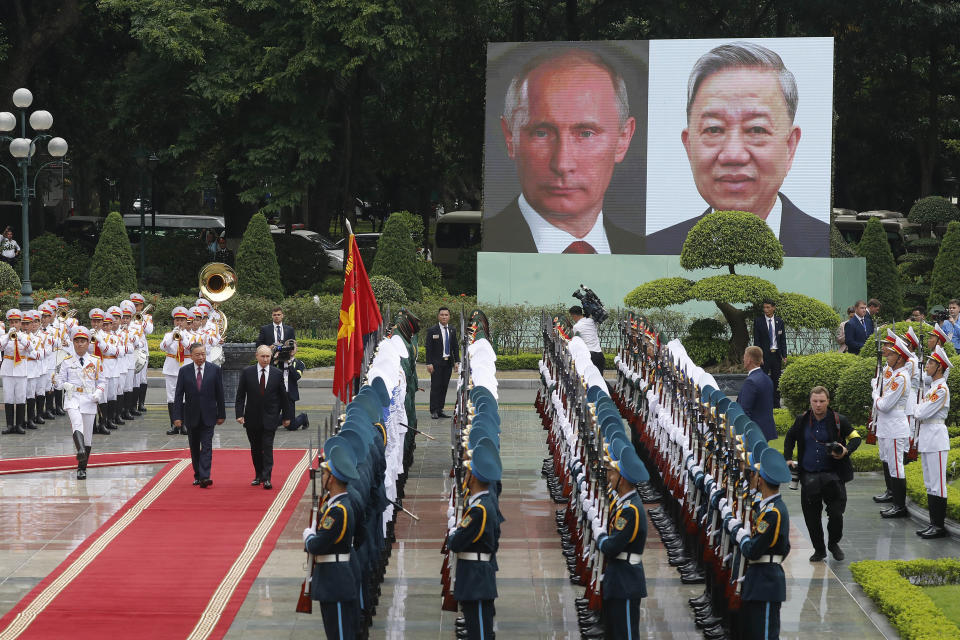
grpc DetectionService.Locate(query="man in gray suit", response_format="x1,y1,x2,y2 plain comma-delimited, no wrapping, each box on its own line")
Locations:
646,42,828,257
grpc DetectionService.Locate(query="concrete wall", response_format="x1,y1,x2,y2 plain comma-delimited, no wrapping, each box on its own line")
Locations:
477,253,866,314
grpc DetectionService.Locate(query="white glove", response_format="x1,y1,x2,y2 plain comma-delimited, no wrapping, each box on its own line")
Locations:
736,528,749,544
721,504,732,519
62,382,75,393
447,504,455,519
302,527,314,544
93,390,105,404
448,526,457,537
726,518,742,533
592,521,604,540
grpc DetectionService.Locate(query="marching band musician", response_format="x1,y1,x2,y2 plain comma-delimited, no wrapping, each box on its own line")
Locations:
87,309,111,435
118,301,138,422
872,336,914,518
596,443,649,640
24,311,44,429
913,345,952,539
725,447,792,640
53,327,105,480
302,436,361,640
100,309,123,430
160,307,192,435
49,298,74,416
39,303,57,421
131,293,153,412
446,440,502,640
1,309,33,434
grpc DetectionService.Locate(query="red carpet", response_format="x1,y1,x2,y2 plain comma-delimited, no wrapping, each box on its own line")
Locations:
0,449,188,475
0,448,311,640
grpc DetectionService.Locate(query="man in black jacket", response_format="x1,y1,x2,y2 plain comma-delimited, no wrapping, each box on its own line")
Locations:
783,386,862,562
235,345,292,489
256,307,295,348
425,307,459,419
753,299,787,408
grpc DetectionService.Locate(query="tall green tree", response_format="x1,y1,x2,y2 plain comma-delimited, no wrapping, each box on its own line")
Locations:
370,213,422,301
928,221,960,309
235,212,283,300
857,217,904,319
89,212,137,295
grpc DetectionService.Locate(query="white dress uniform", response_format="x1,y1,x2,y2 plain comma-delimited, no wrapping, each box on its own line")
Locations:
1,310,33,433
914,374,950,497
873,362,911,479
54,348,105,445
160,307,192,433
25,316,44,427
131,294,153,404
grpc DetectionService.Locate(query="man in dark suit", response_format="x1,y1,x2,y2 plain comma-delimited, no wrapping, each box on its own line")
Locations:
753,298,787,408
172,343,225,487
235,345,292,489
486,48,642,255
645,42,829,258
843,300,872,355
425,307,459,419
645,192,828,256
256,306,295,348
277,346,309,431
738,346,777,441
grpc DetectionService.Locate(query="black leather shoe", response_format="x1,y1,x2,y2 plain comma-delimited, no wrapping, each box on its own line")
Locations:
193,479,200,486
430,412,439,419
438,411,450,418
263,481,273,490
920,526,947,539
77,469,86,480
809,550,827,562
872,490,894,503
680,571,706,584
880,505,909,518
166,427,179,435
828,542,845,561
251,478,261,486
200,478,212,488
916,525,934,536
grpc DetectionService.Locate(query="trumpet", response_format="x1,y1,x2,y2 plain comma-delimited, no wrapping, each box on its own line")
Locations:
172,330,182,341
7,328,16,339
134,304,154,323
56,308,77,321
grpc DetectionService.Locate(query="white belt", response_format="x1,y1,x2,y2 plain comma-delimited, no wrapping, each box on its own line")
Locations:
456,552,491,562
748,554,785,565
315,553,351,563
615,552,643,564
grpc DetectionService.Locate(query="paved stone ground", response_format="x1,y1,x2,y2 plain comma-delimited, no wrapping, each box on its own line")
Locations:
0,383,956,638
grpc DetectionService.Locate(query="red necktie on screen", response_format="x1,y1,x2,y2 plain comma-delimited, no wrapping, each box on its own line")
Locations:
260,368,266,395
196,367,203,391
563,241,596,254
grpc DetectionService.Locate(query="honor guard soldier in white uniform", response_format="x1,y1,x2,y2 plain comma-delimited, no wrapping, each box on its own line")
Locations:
119,300,140,421
23,310,45,429
39,303,57,421
54,327,105,480
100,309,124,429
49,298,72,416
160,307,191,435
913,345,952,538
1,309,33,434
87,309,111,435
131,293,153,412
872,336,913,518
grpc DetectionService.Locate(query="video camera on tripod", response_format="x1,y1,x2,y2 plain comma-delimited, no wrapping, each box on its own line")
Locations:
572,284,608,325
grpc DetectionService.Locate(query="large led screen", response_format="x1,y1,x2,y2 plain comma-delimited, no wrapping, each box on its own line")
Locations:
483,38,833,257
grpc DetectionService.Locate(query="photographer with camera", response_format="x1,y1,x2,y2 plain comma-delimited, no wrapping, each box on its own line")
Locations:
568,305,604,373
274,341,308,431
783,386,862,562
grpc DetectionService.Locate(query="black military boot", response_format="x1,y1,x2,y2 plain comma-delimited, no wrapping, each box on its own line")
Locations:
54,390,66,415
138,383,148,411
920,496,948,539
119,392,133,420
93,409,110,435
78,445,91,480
881,479,909,518
1,404,15,434
873,463,894,503
73,430,88,465
31,396,44,425
111,400,125,426
24,398,37,429
43,392,57,419
128,391,141,417
13,404,26,434
102,403,118,430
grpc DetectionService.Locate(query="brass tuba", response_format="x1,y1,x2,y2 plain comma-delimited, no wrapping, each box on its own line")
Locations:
198,262,236,337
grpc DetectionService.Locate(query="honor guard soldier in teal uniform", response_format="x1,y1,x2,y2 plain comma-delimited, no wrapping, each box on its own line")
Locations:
447,440,502,640
726,446,792,640
596,443,649,640
302,436,360,640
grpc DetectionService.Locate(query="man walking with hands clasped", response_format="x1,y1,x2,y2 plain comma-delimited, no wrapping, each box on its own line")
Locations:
235,345,292,489
172,343,225,488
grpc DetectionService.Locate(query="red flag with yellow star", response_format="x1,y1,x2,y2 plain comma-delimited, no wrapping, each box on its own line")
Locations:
333,234,382,402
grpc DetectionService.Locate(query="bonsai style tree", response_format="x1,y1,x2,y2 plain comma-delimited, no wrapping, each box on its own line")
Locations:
89,211,137,295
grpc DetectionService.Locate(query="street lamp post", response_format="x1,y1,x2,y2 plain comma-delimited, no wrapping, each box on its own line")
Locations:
0,88,68,309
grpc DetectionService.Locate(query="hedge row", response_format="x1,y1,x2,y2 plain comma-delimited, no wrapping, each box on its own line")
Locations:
850,559,960,640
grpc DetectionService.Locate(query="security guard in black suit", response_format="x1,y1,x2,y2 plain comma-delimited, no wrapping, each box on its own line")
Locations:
596,445,649,640
303,437,361,640
726,446,792,640
447,440,502,640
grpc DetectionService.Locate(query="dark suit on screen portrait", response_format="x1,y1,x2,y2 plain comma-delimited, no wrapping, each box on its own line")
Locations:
738,367,778,441
425,322,459,416
483,198,646,254
172,361,226,482
235,363,293,483
645,193,828,257
256,322,295,348
753,313,787,408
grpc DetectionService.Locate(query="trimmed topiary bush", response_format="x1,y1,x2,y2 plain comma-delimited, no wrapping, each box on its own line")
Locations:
236,212,284,301
370,213,422,301
370,275,407,304
929,221,960,309
624,277,695,308
834,356,879,426
830,224,857,258
778,352,859,417
907,195,959,230
451,246,477,295
858,217,903,320
774,292,843,330
416,256,446,295
0,261,21,294
89,212,137,296
680,210,784,272
682,317,728,367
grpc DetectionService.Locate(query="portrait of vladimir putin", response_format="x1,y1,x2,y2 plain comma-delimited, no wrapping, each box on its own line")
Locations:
646,42,829,257
484,48,646,254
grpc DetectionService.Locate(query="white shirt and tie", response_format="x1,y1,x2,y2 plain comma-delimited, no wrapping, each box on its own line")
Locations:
767,316,777,352
440,324,450,358
273,323,283,343
517,194,612,254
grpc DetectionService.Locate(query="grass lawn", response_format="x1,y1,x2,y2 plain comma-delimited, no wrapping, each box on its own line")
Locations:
922,585,960,629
